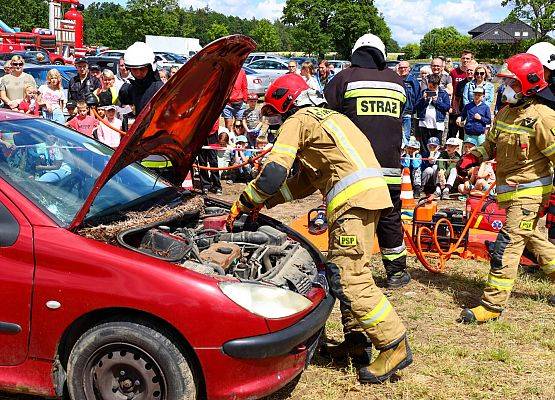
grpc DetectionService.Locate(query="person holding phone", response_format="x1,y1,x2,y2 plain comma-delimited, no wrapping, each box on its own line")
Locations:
415,73,450,156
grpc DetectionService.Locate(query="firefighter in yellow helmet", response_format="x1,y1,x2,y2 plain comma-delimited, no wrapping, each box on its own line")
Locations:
226,74,412,383
457,53,555,323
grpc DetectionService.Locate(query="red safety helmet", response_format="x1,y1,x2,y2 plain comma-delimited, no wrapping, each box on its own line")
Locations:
261,74,309,116
497,53,547,96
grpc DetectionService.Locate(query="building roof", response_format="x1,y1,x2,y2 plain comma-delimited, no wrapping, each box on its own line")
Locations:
468,23,497,35
469,20,536,43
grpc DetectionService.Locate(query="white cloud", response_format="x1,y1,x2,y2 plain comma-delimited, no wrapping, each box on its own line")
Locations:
178,0,284,21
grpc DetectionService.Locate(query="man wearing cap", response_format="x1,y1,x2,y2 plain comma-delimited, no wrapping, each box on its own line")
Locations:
89,64,102,81
457,86,491,145
68,58,101,103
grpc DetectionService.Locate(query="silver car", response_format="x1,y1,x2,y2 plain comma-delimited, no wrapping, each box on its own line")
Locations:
244,66,271,97
247,59,292,81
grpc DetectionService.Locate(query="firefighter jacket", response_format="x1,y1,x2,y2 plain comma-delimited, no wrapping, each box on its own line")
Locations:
242,107,393,226
471,98,555,206
324,67,407,186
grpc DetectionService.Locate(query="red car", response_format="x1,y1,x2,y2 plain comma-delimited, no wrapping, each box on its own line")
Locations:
0,35,333,400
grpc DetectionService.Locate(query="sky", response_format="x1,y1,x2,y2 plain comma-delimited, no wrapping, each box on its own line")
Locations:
81,0,513,46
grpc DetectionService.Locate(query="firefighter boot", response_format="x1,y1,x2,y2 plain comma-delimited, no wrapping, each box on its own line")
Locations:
460,305,501,324
321,332,372,365
358,335,413,384
387,271,411,289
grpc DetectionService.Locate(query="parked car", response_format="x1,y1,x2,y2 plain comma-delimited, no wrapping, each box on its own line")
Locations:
154,51,188,69
84,55,120,75
98,50,126,58
0,35,332,400
245,52,289,65
387,60,400,70
244,66,271,97
0,64,76,101
407,62,429,81
290,56,318,68
0,51,51,65
247,58,292,81
328,59,350,70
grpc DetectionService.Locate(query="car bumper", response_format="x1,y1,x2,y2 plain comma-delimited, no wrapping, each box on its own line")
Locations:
197,292,334,399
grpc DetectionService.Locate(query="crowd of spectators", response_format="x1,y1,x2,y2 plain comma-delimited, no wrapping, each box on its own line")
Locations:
396,49,500,200
0,47,498,200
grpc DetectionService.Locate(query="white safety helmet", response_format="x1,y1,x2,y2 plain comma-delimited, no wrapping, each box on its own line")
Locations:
527,42,555,71
124,42,156,70
352,33,386,59
294,88,327,108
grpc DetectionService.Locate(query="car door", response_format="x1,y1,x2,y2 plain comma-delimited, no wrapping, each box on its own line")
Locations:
265,60,288,80
0,190,34,365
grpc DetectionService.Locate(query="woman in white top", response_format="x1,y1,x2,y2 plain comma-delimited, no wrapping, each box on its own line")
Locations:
38,69,66,124
300,62,320,92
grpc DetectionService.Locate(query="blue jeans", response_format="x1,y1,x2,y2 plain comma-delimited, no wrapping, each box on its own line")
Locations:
42,108,65,125
402,114,412,147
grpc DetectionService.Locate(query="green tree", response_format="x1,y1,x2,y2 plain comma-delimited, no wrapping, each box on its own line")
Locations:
124,0,181,44
0,0,48,32
206,22,229,42
250,20,281,52
401,43,420,60
282,0,392,59
83,2,127,48
501,0,555,40
420,26,472,58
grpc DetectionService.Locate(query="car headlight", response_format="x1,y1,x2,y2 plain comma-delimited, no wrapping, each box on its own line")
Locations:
219,282,312,319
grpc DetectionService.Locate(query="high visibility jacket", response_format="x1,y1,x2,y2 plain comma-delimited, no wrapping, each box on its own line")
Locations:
471,98,555,206
324,67,406,186
242,107,393,225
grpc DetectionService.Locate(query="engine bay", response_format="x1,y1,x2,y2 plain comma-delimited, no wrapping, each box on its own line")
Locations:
81,197,319,295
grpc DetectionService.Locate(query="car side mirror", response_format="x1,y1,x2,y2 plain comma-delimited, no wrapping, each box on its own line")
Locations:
0,202,19,247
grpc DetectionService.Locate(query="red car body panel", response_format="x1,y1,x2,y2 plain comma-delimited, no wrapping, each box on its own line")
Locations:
0,35,333,399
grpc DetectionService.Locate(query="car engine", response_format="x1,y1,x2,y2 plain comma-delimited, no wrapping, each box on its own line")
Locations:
111,204,319,295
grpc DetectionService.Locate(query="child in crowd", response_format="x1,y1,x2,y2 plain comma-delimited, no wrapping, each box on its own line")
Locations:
67,101,99,137
457,86,491,145
96,105,122,148
18,85,40,116
421,137,441,195
435,137,460,199
458,137,495,195
251,135,271,178
242,93,263,147
38,69,66,124
65,100,77,122
415,73,450,157
230,135,253,182
401,137,422,198
216,130,232,182
232,119,245,145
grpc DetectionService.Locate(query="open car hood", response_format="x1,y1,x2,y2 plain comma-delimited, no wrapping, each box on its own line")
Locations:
70,35,256,230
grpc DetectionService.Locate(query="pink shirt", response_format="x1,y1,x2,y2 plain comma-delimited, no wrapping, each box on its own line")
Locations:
97,117,122,148
68,115,99,137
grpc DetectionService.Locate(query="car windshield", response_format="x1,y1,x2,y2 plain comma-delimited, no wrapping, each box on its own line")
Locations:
0,118,168,226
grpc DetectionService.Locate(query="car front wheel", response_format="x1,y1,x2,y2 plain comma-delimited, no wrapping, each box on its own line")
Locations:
67,321,196,400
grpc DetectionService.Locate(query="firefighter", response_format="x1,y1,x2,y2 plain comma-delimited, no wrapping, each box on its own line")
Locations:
324,34,410,290
226,74,412,383
119,42,169,179
457,53,555,323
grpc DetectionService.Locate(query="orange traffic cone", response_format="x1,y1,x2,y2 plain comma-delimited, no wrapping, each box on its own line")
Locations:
182,171,193,190
400,167,416,209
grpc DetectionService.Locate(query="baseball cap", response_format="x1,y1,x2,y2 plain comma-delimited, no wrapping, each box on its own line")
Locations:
90,64,101,71
407,137,420,149
236,135,248,143
101,104,117,110
473,86,485,94
247,93,258,101
463,136,478,146
427,137,440,147
446,137,460,146
74,57,87,64
66,100,77,109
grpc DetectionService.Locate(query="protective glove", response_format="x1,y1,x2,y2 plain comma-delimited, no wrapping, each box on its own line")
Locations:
226,197,263,232
456,153,480,177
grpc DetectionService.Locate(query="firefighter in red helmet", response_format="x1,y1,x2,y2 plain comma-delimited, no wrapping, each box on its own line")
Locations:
226,74,413,383
457,53,555,323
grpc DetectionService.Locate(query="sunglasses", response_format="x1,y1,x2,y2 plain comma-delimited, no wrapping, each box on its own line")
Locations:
11,63,23,67
474,71,486,76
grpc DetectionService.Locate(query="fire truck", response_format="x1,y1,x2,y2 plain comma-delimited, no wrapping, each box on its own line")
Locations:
0,0,85,63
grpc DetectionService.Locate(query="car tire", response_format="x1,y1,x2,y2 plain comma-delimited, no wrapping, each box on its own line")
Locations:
67,321,196,400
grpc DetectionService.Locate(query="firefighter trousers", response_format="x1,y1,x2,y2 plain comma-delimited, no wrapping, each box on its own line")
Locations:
377,188,407,277
327,208,407,348
483,201,555,312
